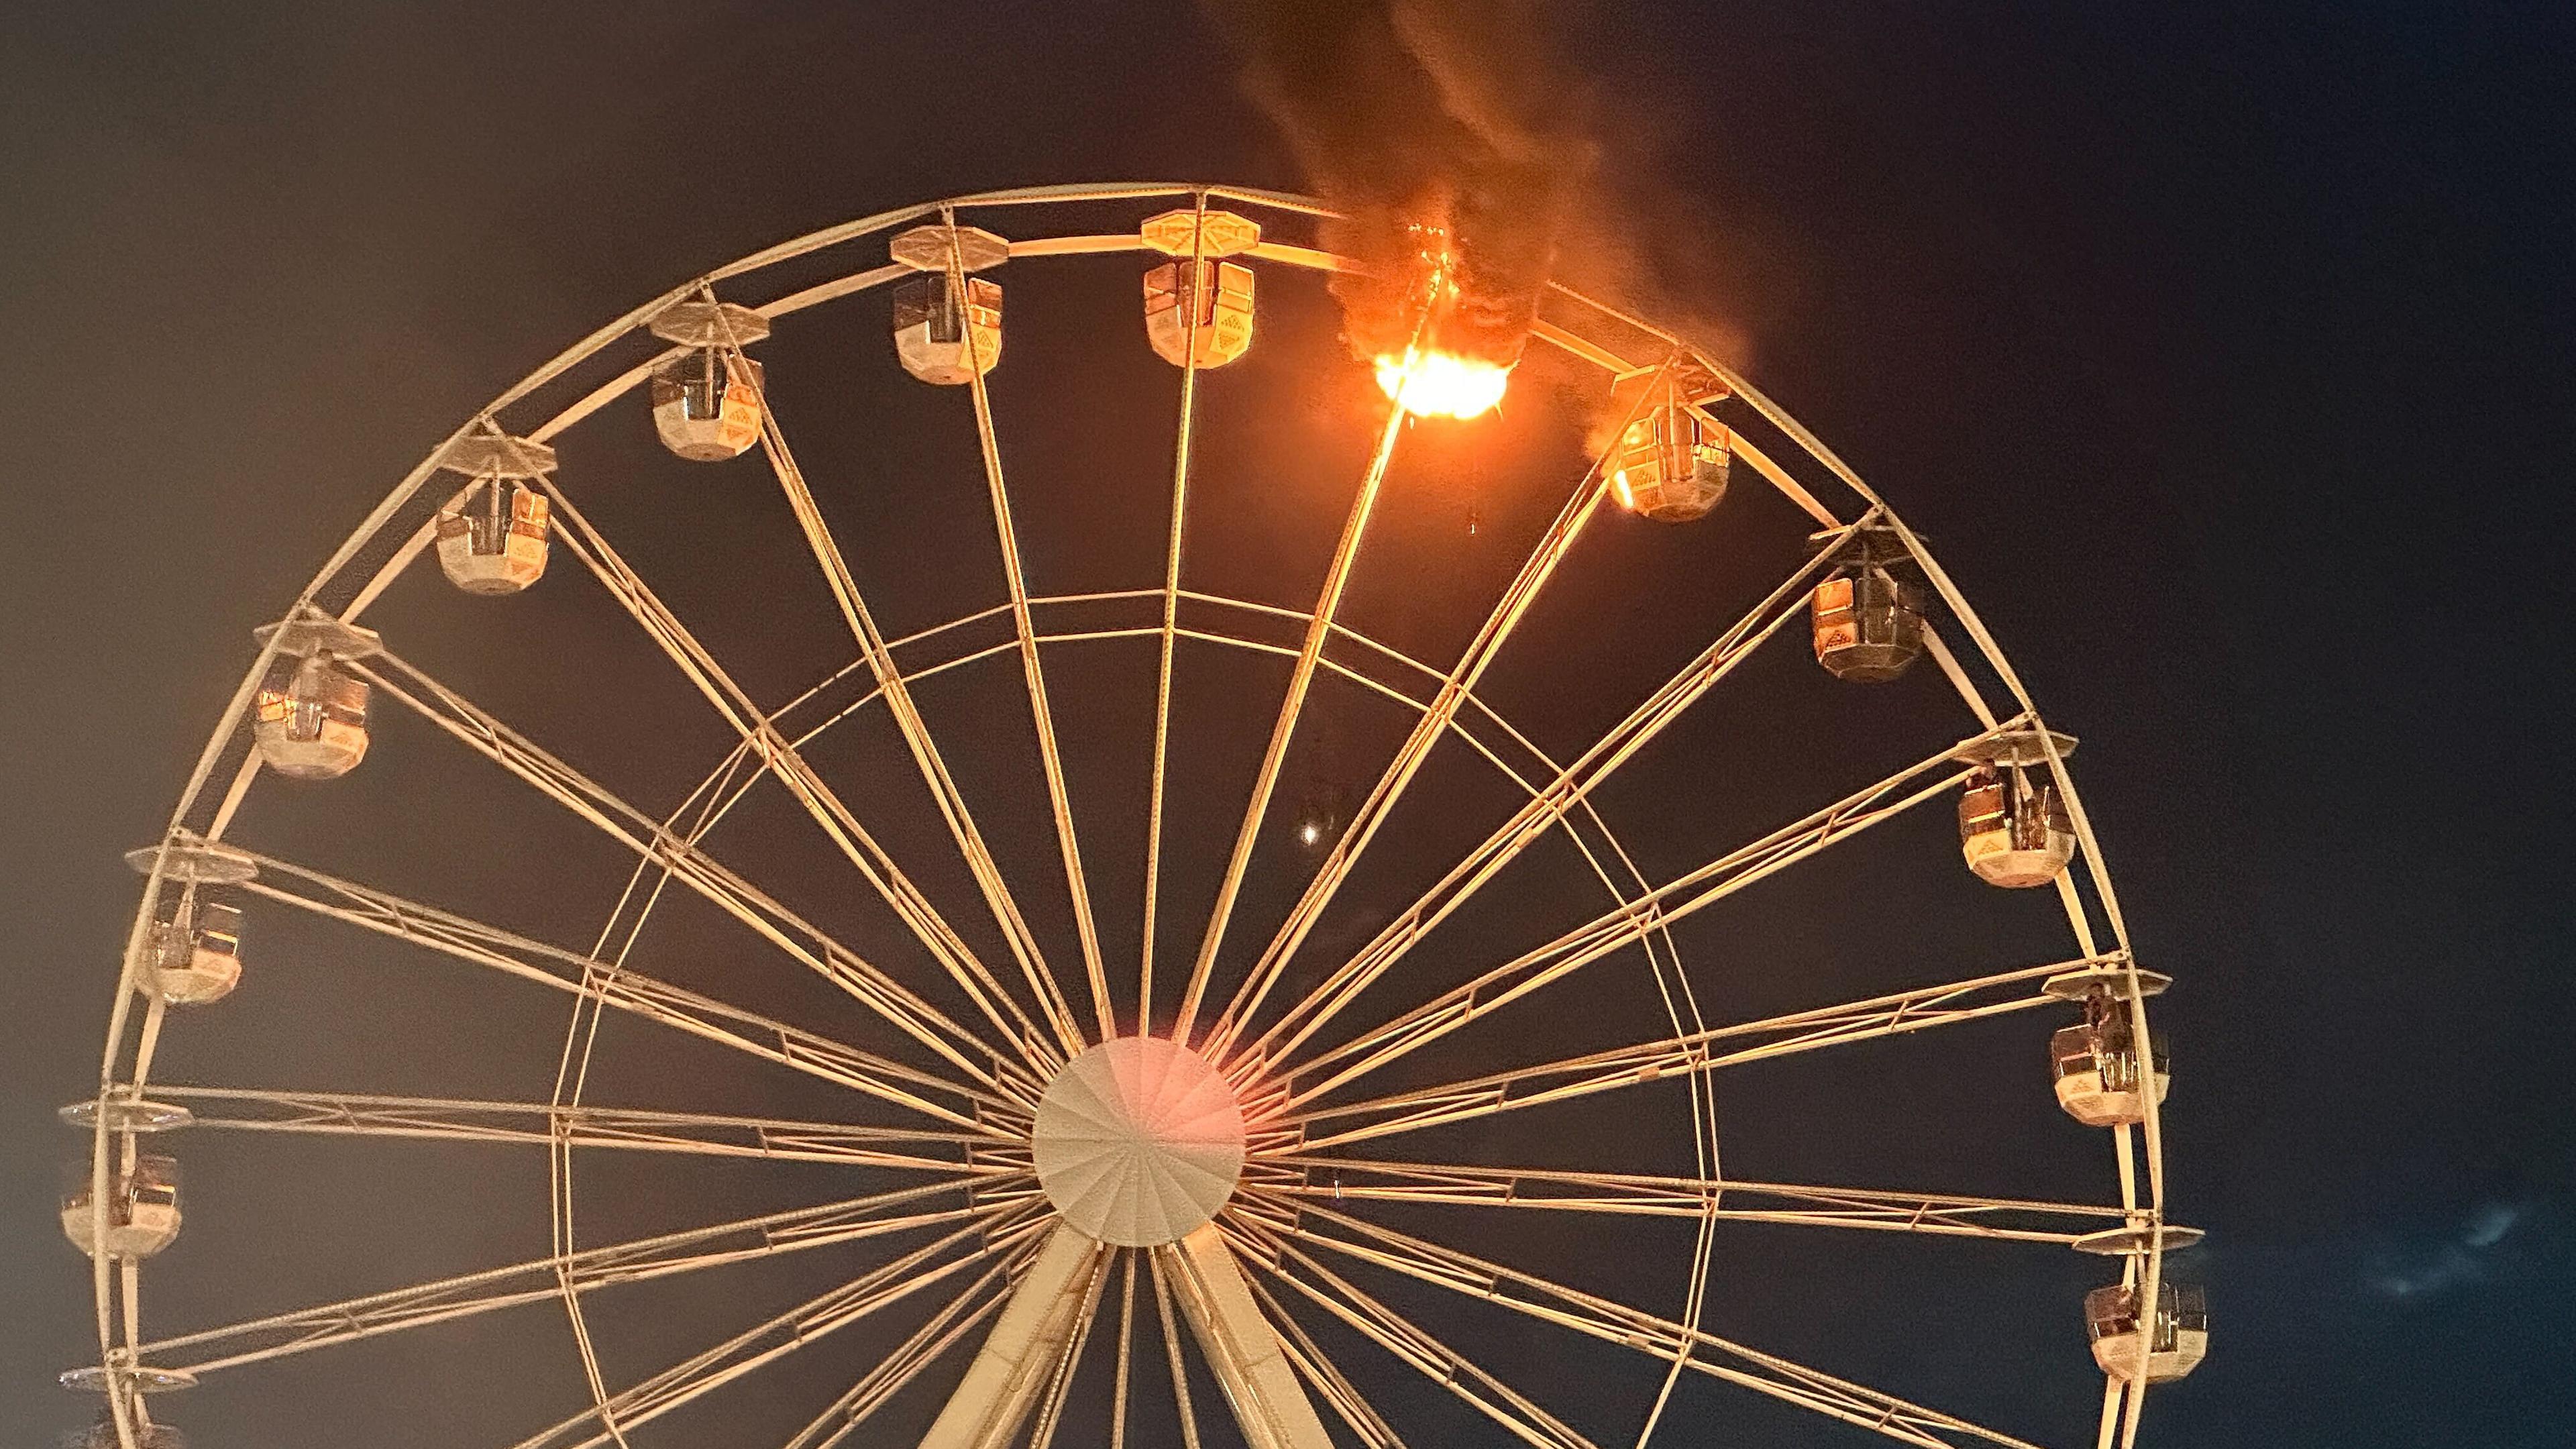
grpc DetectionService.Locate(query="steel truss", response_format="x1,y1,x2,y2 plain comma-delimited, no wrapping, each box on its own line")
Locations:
1268,1159,2128,1245
142,1086,1007,1172
142,1177,1019,1375
1283,955,2115,1150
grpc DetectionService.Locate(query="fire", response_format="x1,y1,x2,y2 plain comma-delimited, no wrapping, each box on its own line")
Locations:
1375,348,1510,419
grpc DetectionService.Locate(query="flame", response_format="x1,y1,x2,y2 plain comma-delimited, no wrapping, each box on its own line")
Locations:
1376,349,1510,419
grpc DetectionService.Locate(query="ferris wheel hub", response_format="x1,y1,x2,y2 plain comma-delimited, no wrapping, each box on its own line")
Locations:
1032,1036,1245,1247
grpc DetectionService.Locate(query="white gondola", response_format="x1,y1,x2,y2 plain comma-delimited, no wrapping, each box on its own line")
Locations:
649,351,765,460
892,274,1004,385
1959,765,2075,887
435,480,550,594
252,658,368,780
1139,204,1261,369
889,223,1008,385
1951,727,2079,887
2051,987,2171,1126
2086,1281,2208,1382
1809,523,1926,681
141,898,241,1006
648,300,771,460
61,1156,181,1259
250,614,380,780
1611,369,1732,522
1144,259,1256,368
433,432,555,594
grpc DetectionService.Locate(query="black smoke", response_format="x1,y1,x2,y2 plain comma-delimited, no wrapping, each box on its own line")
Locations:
1205,0,1596,369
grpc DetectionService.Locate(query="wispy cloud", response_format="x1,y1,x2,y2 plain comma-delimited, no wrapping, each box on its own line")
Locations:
2367,1201,2528,1299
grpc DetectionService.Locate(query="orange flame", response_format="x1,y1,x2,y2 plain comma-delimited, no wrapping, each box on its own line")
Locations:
1375,349,1511,419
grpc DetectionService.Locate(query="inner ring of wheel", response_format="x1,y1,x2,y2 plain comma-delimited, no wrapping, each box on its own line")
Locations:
553,582,1716,1412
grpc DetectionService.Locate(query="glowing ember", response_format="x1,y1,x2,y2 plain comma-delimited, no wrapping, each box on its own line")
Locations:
1376,350,1511,419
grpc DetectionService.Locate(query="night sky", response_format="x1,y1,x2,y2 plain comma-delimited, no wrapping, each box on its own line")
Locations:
5,4,2573,1447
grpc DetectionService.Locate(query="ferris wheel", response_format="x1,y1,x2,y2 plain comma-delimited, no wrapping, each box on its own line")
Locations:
68,182,2200,1449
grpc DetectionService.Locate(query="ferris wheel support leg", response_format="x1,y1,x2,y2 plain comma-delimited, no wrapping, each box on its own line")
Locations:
919,1220,1108,1449
1238,1265,1412,1449
1160,1224,1338,1449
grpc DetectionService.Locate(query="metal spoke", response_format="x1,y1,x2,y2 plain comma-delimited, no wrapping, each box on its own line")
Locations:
920,1221,1112,1449
1140,196,1213,1034
785,1261,1022,1449
348,652,1030,1096
1171,294,1439,1044
1026,1237,1114,1449
1232,525,1862,1076
935,211,1118,1045
233,849,1021,1131
1275,723,2015,1108
139,1176,1015,1375
1148,1246,1208,1449
1270,1199,2049,1449
1111,1252,1138,1449
146,1087,1012,1173
511,1203,1040,1449
1271,1159,2127,1244
1225,1218,1599,1449
744,311,1087,1063
1283,955,2110,1151
1158,1224,1338,1449
1713,425,1843,529
537,480,1054,1068
1240,1266,1411,1449
1204,359,1678,1062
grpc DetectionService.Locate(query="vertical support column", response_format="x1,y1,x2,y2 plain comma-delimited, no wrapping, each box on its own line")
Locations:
919,1222,1106,1449
1163,1224,1336,1449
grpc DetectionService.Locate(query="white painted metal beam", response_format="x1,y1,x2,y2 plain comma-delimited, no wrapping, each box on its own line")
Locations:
919,1222,1108,1449
1163,1224,1336,1449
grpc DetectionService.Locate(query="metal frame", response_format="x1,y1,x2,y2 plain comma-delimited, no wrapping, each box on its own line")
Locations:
77,182,2176,1449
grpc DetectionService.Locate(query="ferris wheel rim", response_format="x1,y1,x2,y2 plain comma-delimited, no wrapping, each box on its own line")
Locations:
83,178,2175,1449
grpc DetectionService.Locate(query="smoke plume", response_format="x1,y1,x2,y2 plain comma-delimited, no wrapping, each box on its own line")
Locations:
1205,0,1598,370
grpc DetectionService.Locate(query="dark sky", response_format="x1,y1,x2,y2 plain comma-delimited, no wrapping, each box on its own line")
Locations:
5,3,2573,1447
